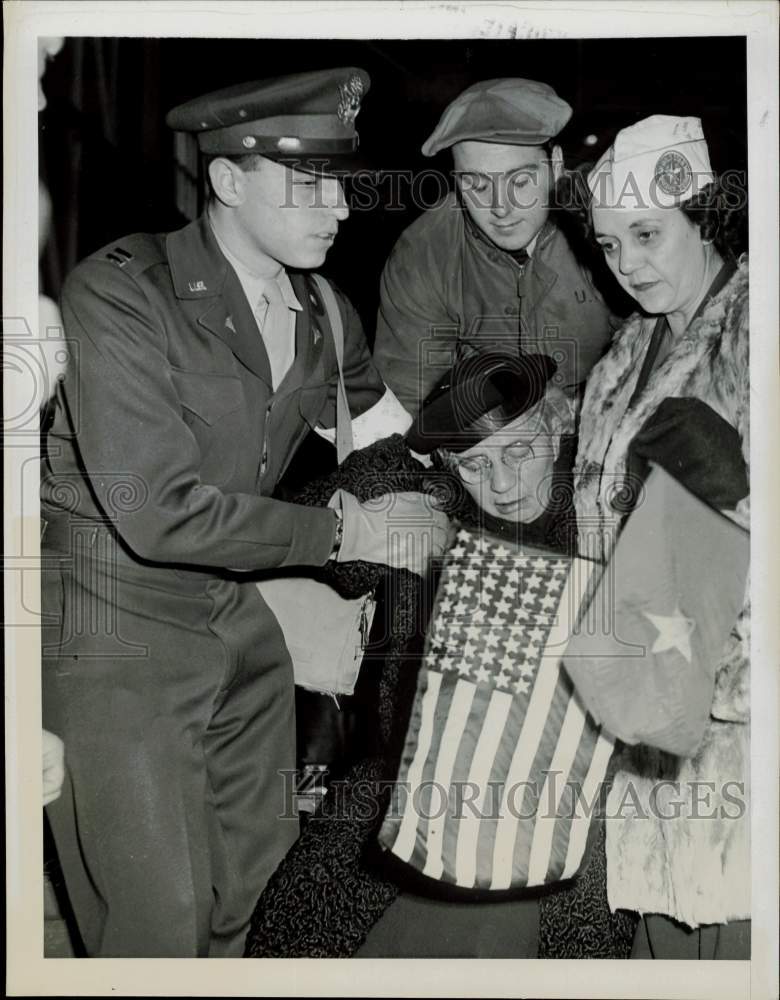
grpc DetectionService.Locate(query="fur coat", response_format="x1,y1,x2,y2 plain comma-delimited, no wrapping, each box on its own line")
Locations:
572,258,750,928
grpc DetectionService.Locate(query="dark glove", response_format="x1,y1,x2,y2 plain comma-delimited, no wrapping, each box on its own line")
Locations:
625,397,748,512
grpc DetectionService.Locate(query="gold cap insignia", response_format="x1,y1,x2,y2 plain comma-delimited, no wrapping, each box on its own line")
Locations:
337,74,364,126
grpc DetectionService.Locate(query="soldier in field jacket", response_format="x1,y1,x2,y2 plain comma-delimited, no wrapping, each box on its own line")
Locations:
374,77,622,416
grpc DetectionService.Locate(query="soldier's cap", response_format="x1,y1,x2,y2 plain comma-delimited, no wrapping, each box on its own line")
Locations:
422,78,572,157
406,351,558,455
587,115,714,211
166,68,371,175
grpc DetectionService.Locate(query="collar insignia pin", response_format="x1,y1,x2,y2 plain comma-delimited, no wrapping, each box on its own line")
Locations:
313,327,322,345
189,280,207,293
225,316,236,333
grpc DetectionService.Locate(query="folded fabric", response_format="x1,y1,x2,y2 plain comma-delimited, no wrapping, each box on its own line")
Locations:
378,527,614,891
563,464,749,757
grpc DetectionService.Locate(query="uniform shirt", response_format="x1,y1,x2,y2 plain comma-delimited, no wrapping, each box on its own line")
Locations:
374,192,620,415
211,225,301,389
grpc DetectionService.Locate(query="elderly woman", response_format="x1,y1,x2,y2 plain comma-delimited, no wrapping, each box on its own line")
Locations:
247,353,637,959
409,351,577,546
563,115,750,959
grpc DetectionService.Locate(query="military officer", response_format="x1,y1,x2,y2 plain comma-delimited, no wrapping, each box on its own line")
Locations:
41,68,446,958
374,77,622,416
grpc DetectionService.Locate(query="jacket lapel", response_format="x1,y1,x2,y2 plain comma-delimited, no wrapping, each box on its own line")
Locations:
166,214,272,385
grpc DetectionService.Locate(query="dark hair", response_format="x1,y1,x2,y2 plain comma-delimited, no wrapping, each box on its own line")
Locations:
552,170,748,257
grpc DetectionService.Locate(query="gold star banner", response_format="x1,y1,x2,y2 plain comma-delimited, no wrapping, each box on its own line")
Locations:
564,463,749,757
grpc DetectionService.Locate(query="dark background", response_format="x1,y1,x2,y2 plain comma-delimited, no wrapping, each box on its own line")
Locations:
39,36,748,331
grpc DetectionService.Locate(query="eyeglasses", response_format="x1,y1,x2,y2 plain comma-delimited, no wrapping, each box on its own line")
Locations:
453,436,555,485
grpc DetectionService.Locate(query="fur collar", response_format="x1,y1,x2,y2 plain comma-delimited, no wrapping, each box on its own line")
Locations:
574,258,749,561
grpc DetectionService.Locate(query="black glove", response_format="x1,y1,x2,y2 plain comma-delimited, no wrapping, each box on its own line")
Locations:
625,397,748,512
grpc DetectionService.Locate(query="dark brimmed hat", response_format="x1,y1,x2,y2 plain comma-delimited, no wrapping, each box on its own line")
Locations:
406,352,557,455
422,78,572,157
166,68,371,175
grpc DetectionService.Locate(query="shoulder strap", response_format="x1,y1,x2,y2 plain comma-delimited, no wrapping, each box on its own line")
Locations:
312,273,353,463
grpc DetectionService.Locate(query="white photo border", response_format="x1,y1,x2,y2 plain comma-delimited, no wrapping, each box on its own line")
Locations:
4,1,778,997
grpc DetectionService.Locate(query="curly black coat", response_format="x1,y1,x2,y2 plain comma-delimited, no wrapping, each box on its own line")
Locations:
245,435,636,958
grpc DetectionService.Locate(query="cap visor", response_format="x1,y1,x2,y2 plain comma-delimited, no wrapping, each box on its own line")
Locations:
269,152,377,176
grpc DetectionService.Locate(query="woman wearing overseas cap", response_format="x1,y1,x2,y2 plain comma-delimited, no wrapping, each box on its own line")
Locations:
558,115,750,958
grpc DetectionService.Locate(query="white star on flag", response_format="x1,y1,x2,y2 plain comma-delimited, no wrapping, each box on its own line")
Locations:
495,598,511,616
642,604,696,663
474,664,492,684
519,658,537,680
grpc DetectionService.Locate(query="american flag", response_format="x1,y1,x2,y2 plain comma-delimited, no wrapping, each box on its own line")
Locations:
378,527,614,891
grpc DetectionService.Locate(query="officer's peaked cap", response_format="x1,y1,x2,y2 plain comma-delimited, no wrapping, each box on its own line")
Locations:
166,67,371,174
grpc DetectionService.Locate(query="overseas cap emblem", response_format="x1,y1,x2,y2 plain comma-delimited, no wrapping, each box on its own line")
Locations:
337,73,364,126
654,150,693,197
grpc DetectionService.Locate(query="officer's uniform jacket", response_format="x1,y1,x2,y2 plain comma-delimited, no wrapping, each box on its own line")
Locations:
374,192,618,413
42,213,385,573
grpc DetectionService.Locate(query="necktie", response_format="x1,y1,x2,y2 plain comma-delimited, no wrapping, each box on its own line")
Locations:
255,278,295,389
